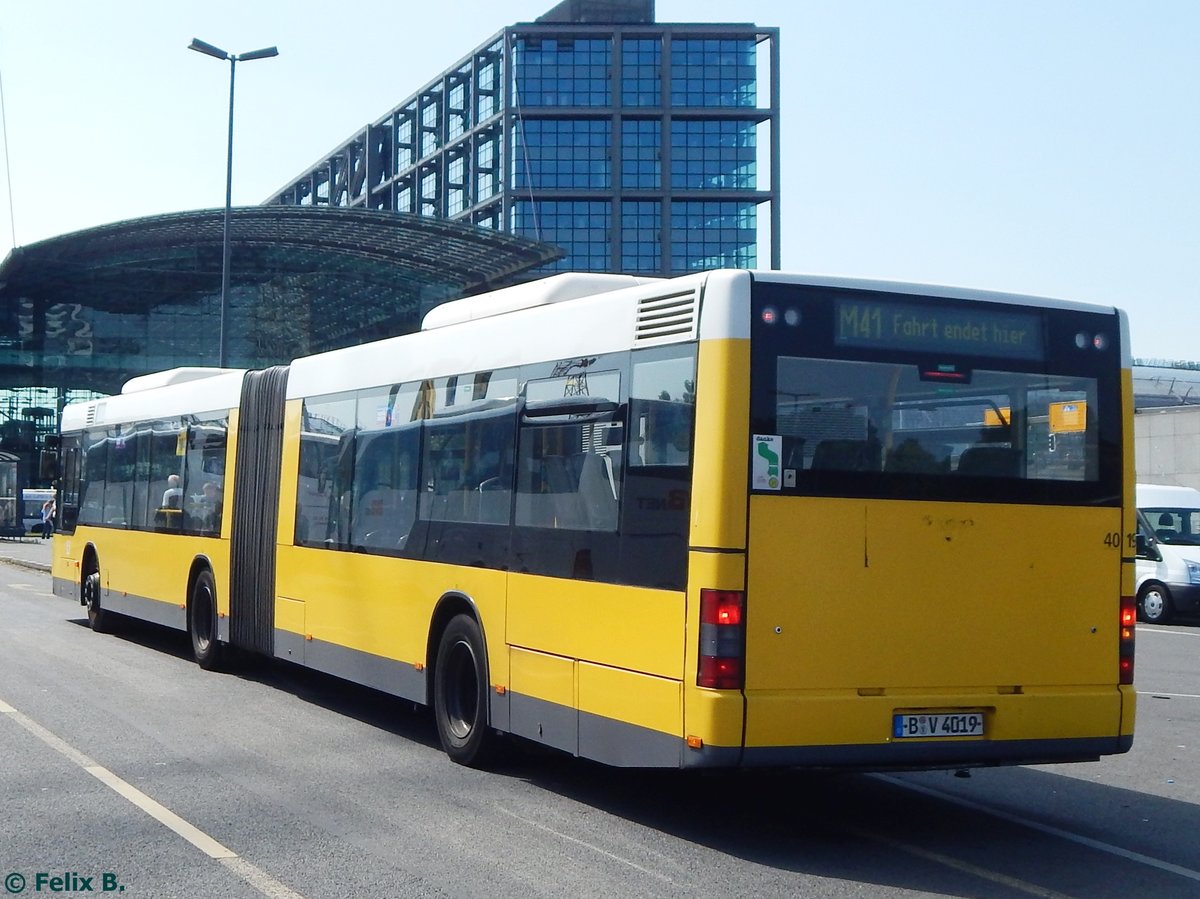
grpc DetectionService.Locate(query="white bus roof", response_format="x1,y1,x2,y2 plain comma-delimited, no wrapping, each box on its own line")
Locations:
60,368,247,431
59,270,1130,425
421,273,659,329
286,270,738,400
121,367,240,393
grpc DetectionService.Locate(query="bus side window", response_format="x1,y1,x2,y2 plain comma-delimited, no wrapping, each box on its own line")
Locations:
77,431,108,527
149,424,183,532
184,420,228,537
296,431,338,546
622,349,695,591
104,427,138,529
297,391,358,549
515,421,620,532
351,425,420,553
420,406,515,527
58,437,81,533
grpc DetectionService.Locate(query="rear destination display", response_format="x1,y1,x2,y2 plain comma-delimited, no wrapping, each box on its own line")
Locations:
835,297,1044,360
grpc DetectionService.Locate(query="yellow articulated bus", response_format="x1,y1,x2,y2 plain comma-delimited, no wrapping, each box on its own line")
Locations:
51,270,1136,769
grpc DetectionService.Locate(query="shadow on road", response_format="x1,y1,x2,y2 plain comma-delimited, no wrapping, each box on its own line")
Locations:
72,610,1200,898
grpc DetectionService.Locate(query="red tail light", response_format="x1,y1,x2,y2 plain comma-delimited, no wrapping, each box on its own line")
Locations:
1119,595,1135,685
698,589,745,690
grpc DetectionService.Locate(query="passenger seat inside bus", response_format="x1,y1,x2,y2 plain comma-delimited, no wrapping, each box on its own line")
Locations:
577,451,618,531
956,445,1020,477
810,439,880,472
516,455,586,529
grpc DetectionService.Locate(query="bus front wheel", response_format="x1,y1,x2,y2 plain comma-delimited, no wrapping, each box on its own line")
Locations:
189,570,224,670
84,569,112,633
433,614,496,767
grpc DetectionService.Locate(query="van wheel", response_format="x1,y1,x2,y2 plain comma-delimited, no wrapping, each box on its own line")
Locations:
433,614,496,767
84,570,112,633
189,570,224,670
1138,583,1172,624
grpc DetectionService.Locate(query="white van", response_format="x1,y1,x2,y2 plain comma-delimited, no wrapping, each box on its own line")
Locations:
1135,483,1200,623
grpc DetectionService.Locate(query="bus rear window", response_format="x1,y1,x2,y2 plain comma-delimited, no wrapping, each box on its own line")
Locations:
757,356,1113,504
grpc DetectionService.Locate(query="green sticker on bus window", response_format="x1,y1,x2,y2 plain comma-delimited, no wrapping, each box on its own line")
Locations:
753,434,782,490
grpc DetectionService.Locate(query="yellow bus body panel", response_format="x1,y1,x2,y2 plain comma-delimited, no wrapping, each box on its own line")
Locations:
58,527,230,617
681,549,749,749
577,661,681,736
1119,367,1138,738
276,400,302,546
275,594,306,639
690,338,750,549
51,537,79,588
743,496,1126,748
744,688,1124,749
53,407,241,620
275,545,508,677
509,647,575,709
506,572,684,680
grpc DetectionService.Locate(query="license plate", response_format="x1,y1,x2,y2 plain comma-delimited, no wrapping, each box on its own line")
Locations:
893,711,985,739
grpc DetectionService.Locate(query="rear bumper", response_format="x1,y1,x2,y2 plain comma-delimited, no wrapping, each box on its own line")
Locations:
681,685,1134,770
683,733,1133,769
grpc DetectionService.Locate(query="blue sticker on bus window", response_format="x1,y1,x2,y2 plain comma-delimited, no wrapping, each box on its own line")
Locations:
752,435,782,490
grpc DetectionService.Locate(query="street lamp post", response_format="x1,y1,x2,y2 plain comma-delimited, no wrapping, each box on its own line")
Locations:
188,38,278,368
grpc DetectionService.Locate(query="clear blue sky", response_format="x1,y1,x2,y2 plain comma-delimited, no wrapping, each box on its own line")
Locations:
0,1,1196,361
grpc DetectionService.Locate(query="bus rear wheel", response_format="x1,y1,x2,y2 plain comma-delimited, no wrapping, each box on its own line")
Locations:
433,614,496,767
84,569,112,633
189,570,224,670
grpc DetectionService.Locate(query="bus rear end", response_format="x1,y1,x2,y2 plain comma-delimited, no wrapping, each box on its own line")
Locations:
685,273,1135,769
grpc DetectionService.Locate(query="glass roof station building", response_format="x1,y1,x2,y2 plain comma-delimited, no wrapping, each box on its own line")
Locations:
0,0,778,489
266,0,781,276
0,209,561,489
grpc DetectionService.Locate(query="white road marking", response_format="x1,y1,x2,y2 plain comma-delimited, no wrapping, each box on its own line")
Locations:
498,805,676,884
1139,627,1200,638
851,827,1076,898
0,696,306,899
878,774,1200,885
86,764,237,859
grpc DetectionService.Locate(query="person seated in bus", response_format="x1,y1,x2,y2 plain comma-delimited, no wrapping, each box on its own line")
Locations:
199,481,223,533
161,474,183,509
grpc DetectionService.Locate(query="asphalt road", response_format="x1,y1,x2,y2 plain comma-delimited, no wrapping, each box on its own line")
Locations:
2,556,1198,899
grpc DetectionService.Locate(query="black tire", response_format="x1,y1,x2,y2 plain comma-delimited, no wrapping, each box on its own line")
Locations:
1138,583,1173,625
83,569,112,633
433,614,496,767
189,570,224,670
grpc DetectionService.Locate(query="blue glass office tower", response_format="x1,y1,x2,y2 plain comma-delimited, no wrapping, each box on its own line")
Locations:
266,0,780,275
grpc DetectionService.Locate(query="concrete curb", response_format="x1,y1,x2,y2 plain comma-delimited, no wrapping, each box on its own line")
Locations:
0,556,52,573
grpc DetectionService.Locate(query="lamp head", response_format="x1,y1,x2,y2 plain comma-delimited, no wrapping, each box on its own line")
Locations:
188,38,230,61
236,46,279,62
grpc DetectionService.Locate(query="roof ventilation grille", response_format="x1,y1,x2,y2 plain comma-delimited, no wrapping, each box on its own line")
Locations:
635,289,698,343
